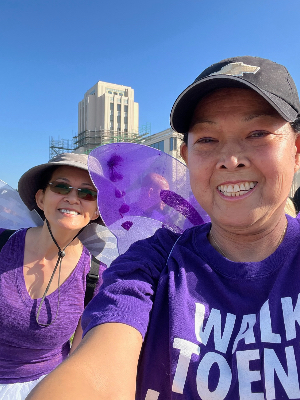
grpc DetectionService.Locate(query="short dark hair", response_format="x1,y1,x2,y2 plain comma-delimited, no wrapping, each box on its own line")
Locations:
39,166,58,192
183,132,188,144
35,166,58,219
291,115,300,134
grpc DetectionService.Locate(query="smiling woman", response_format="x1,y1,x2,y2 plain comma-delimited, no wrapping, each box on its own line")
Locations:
27,57,300,400
0,153,110,399
180,88,299,256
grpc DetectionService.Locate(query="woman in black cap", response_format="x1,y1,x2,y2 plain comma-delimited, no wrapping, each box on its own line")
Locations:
29,56,300,400
0,153,110,399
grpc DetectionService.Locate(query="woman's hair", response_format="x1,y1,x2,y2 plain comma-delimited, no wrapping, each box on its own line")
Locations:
293,186,300,213
33,166,58,220
291,115,300,134
183,132,188,144
285,197,297,217
39,166,58,192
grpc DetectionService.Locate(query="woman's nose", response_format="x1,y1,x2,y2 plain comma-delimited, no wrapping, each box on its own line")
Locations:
64,188,80,202
216,142,250,170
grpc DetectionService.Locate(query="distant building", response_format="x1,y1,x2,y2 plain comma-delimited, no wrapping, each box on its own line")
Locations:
141,128,183,162
75,81,139,153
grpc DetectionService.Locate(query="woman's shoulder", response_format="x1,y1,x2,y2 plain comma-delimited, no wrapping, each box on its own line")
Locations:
106,224,209,274
287,214,300,235
0,228,27,249
126,227,181,258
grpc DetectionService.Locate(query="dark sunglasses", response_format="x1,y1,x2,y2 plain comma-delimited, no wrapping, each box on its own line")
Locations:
48,181,97,201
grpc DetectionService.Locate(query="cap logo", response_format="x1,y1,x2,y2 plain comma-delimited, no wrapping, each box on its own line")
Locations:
209,62,260,77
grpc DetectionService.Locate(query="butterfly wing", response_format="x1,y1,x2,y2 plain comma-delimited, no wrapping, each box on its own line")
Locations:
89,143,210,254
0,180,43,229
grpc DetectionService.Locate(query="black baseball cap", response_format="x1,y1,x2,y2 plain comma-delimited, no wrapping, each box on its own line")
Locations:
170,56,300,134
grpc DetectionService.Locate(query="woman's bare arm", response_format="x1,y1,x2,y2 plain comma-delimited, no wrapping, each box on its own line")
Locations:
27,323,143,400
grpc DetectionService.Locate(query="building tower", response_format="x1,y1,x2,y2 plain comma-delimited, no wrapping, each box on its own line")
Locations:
75,81,139,153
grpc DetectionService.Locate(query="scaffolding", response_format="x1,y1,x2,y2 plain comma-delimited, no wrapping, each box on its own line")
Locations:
49,123,151,158
49,137,75,159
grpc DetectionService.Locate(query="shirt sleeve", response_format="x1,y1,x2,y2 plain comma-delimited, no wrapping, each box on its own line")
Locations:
82,228,179,339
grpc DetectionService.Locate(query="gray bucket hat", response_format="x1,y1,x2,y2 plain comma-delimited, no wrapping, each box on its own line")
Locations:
18,152,103,225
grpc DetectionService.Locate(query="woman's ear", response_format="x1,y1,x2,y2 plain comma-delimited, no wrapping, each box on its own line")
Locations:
180,141,188,166
35,189,45,211
90,208,99,221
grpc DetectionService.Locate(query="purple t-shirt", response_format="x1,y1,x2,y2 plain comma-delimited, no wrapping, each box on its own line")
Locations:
0,228,106,383
83,215,300,399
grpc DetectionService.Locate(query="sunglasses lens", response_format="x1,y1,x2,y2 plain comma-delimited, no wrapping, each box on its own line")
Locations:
48,182,97,201
50,182,71,195
78,188,97,201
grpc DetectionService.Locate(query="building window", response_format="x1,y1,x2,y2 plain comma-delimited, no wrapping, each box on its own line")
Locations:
110,122,114,130
124,105,128,113
170,137,177,151
151,141,164,152
124,117,128,124
110,103,114,110
117,116,121,123
117,104,121,111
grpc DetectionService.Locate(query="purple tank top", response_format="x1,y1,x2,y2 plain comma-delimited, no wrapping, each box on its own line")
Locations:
0,228,105,383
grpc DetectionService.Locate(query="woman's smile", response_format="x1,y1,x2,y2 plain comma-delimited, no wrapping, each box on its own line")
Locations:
217,181,258,198
58,208,80,216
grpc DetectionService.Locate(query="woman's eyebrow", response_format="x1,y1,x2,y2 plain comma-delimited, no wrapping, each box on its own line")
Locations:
243,112,279,122
53,177,69,182
53,178,95,187
189,118,215,128
81,182,95,188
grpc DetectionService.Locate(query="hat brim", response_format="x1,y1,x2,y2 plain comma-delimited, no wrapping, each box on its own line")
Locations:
170,75,298,134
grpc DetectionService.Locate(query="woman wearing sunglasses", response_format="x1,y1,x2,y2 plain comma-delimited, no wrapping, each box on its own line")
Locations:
0,153,107,399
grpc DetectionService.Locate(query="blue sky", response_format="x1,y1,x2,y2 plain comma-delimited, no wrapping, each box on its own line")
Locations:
1,0,300,188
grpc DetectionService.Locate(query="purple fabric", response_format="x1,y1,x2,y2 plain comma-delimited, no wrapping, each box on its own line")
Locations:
88,143,210,255
0,228,106,383
83,215,300,399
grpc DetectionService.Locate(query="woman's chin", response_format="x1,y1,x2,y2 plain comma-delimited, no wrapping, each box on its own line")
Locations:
49,216,88,232
210,212,264,232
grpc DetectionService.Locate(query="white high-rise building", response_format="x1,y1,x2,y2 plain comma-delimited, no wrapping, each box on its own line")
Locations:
75,81,139,153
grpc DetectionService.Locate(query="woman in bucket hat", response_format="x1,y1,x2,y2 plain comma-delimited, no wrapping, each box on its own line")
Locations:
29,56,300,400
0,153,115,399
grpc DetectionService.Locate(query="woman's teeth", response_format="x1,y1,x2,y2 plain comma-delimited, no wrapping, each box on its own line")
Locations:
60,209,79,215
218,182,257,197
